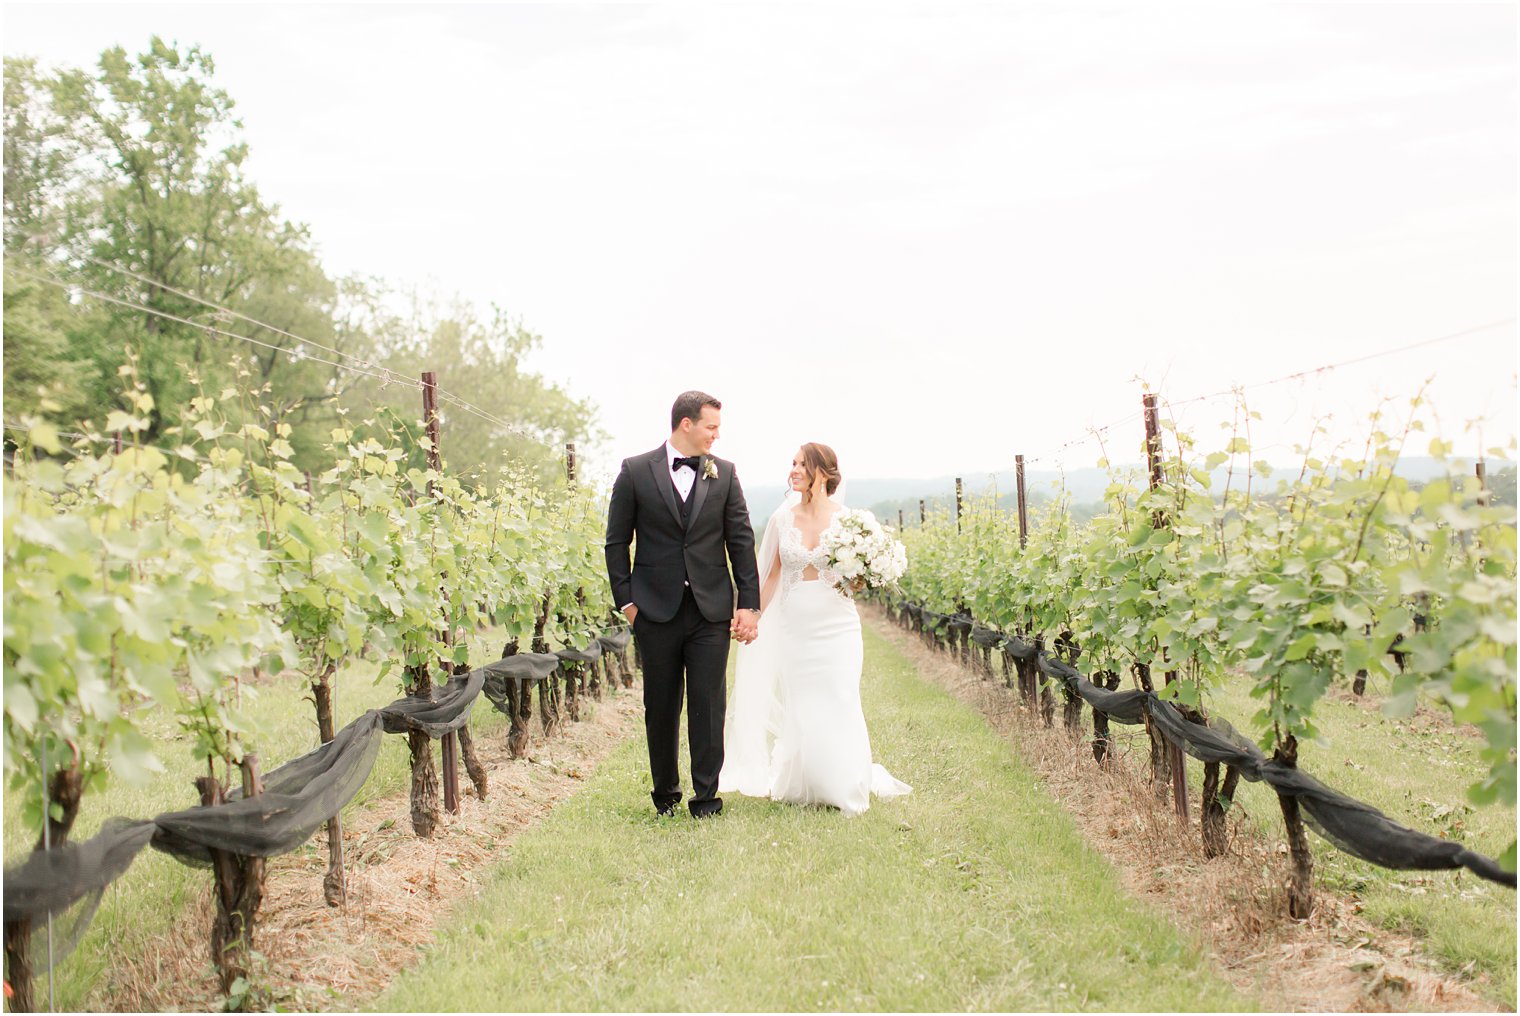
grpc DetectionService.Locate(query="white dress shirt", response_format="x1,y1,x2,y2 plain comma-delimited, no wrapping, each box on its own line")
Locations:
666,440,697,501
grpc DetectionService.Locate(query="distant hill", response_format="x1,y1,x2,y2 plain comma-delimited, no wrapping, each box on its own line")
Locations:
741,457,1512,526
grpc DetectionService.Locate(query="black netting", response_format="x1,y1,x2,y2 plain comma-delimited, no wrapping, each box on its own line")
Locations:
1056,661,1149,723
152,711,386,867
1002,636,1038,662
480,652,562,716
1043,647,1515,888
970,626,1006,648
483,652,562,681
376,668,486,739
2,633,626,962
1144,696,1268,768
555,646,602,665
2,817,156,971
596,630,631,653
1295,782,1516,883
924,613,1513,888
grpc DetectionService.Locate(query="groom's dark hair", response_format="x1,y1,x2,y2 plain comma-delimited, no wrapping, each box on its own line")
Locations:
671,391,721,431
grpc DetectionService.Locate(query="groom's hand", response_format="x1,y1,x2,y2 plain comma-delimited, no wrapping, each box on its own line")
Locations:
732,608,759,644
622,604,638,624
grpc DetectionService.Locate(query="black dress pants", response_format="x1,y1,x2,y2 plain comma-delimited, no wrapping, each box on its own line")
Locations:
634,585,730,816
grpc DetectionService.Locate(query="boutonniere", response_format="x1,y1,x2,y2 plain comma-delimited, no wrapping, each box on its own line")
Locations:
702,458,719,480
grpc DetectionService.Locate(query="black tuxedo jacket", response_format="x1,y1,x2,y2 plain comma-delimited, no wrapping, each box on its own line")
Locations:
605,445,761,624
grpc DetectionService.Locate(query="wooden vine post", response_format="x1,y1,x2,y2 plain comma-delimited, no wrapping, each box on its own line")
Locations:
565,447,587,716
1143,393,1189,821
1015,454,1029,549
953,477,973,662
400,373,442,836
299,465,348,900
918,498,926,526
421,372,463,817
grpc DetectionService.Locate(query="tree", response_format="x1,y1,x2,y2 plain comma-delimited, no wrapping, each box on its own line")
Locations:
5,39,602,485
3,58,102,426
42,39,316,440
345,295,605,488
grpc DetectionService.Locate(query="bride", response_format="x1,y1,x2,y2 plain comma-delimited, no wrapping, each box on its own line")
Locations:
719,442,911,816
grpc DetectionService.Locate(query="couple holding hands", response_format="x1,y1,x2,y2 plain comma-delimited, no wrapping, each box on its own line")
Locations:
605,390,909,820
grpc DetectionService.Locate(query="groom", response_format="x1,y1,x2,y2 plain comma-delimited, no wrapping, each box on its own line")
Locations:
605,391,761,817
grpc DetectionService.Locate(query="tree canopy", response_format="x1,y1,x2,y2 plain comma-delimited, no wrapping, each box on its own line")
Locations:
3,39,600,485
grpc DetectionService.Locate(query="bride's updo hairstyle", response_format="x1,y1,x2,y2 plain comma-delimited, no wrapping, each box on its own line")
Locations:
800,442,841,502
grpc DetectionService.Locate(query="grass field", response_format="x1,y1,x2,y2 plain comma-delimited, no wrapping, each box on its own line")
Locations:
375,623,1253,1012
8,617,1510,1011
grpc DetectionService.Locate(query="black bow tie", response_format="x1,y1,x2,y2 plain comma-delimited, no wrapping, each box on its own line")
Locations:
672,455,701,473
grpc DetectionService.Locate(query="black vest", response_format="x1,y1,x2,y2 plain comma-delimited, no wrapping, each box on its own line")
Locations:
676,482,693,526
674,475,694,588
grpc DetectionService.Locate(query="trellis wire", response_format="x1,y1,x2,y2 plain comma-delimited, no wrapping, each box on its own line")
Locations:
3,262,554,447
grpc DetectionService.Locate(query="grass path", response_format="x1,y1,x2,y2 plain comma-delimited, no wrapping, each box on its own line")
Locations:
376,623,1254,1012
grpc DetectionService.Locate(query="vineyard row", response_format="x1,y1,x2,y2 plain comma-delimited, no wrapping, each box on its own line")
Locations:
3,367,619,1009
891,392,1516,917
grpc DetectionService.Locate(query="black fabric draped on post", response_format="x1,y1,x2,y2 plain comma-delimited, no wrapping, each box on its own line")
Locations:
3,629,631,971
889,595,1515,890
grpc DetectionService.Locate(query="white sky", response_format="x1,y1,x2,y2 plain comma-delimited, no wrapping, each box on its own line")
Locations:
5,2,1516,488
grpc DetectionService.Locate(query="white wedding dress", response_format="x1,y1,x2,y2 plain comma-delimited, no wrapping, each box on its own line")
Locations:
719,495,911,816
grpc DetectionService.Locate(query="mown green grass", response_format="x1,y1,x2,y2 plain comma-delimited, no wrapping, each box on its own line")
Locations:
2,628,513,1012
1195,679,1516,1007
376,624,1253,1013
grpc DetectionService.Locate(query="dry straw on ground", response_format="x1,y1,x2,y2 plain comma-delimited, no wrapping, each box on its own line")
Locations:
92,690,644,1012
865,607,1493,1013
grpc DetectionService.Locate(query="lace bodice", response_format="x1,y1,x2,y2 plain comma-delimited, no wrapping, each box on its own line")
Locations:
778,510,843,594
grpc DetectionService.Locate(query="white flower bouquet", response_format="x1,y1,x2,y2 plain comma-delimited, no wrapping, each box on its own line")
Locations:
820,508,908,597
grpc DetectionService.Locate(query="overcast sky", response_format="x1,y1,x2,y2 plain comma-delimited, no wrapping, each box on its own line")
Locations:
6,2,1516,489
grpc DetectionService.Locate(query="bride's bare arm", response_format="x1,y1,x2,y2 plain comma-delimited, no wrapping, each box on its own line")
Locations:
758,544,781,614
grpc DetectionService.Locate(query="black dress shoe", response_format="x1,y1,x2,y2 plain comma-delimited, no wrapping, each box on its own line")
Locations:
655,801,680,817
689,800,723,819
